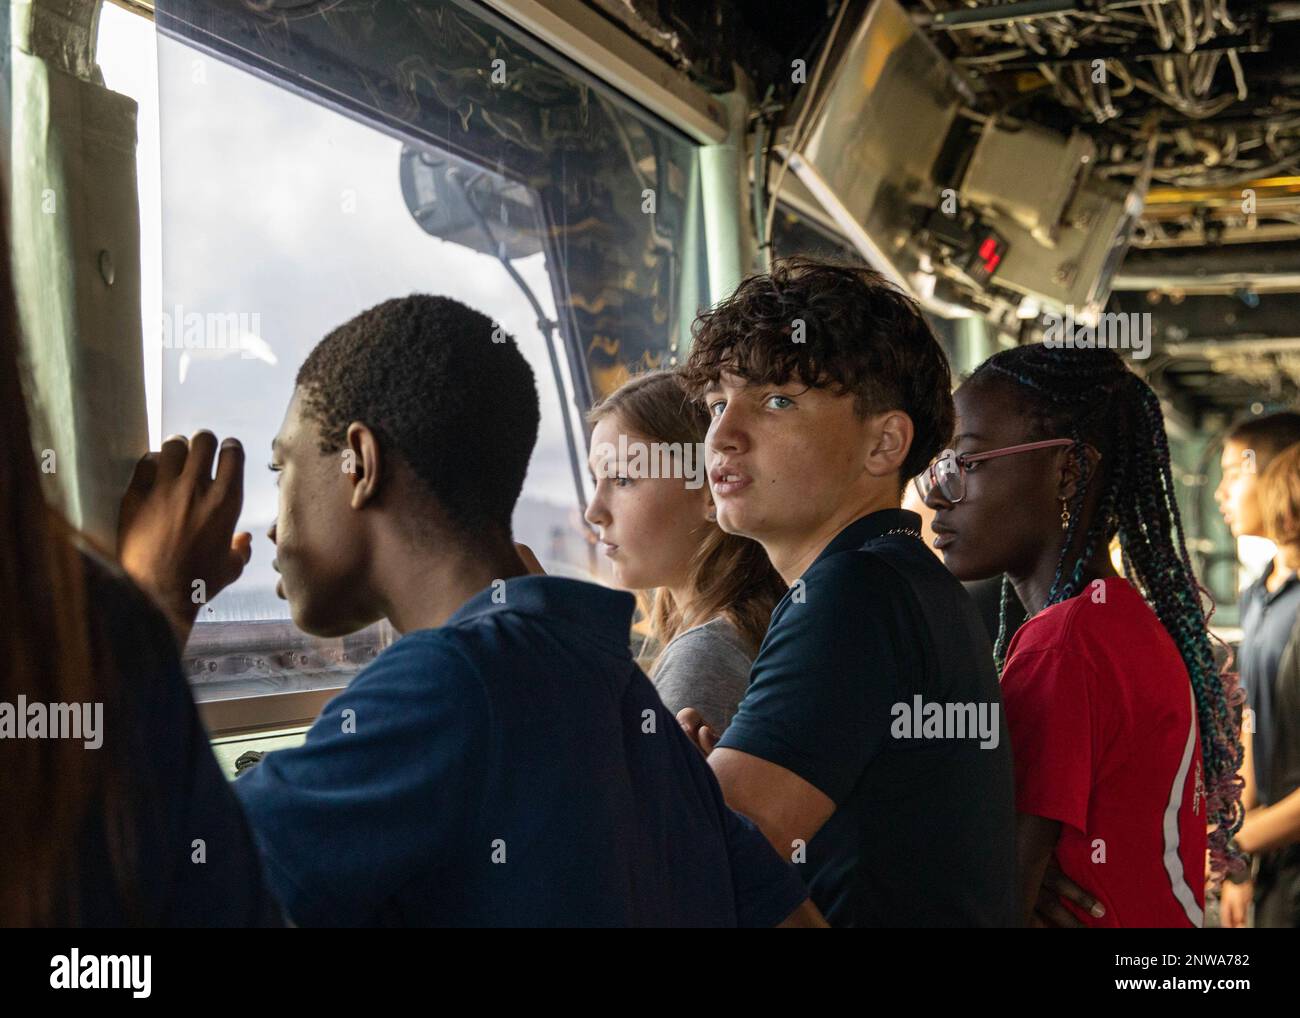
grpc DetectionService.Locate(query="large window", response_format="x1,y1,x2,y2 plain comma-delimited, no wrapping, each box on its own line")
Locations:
97,0,708,707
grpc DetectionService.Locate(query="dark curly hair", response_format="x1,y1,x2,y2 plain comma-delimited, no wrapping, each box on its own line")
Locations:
680,257,954,482
296,295,539,534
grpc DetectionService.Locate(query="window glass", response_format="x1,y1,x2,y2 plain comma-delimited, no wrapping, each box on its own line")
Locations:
97,1,707,704
770,201,864,265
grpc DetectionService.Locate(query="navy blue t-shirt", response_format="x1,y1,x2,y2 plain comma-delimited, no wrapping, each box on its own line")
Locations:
717,509,1018,927
234,575,808,927
1239,561,1300,805
68,550,280,926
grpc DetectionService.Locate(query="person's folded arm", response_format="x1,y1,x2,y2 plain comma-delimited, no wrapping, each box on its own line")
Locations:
706,555,897,865
1240,714,1257,812
1236,787,1300,854
709,749,836,861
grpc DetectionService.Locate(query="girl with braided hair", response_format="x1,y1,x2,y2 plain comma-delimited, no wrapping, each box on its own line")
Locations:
919,342,1243,927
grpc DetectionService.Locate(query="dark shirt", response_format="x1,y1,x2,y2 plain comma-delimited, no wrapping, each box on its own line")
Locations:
1238,561,1300,805
234,575,808,927
1257,611,1300,927
66,550,280,926
717,509,1019,927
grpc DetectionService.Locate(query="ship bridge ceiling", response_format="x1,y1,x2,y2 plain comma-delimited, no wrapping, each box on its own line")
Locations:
104,1,1300,422
585,0,1300,424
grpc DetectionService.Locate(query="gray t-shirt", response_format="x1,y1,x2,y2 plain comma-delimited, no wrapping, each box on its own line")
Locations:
650,617,755,734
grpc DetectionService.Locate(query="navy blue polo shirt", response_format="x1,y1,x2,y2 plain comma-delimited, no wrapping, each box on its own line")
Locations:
717,509,1018,927
1239,561,1300,805
234,575,808,927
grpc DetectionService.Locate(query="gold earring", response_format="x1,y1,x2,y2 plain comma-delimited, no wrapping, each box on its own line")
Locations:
1060,499,1070,532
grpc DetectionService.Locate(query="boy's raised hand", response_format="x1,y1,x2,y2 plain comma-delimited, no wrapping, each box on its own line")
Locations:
117,431,252,647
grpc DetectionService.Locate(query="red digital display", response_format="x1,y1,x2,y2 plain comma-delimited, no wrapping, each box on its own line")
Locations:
978,235,1002,275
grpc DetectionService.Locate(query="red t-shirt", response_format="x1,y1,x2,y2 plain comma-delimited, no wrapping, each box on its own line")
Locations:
1001,576,1206,927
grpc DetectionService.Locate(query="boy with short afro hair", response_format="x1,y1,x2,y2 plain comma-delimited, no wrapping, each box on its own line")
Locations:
121,293,818,927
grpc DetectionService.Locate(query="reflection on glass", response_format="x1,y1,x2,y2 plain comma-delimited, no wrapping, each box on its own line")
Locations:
98,0,707,702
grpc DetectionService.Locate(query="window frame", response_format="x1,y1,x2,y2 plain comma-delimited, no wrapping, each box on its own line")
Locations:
113,0,715,732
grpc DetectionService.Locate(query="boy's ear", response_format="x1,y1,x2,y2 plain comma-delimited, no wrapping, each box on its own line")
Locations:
864,410,915,479
345,422,382,509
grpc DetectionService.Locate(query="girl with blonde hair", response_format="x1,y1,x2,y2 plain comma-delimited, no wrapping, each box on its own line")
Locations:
585,370,785,732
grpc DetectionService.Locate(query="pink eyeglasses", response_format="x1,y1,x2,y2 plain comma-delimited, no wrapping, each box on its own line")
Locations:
914,439,1075,504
